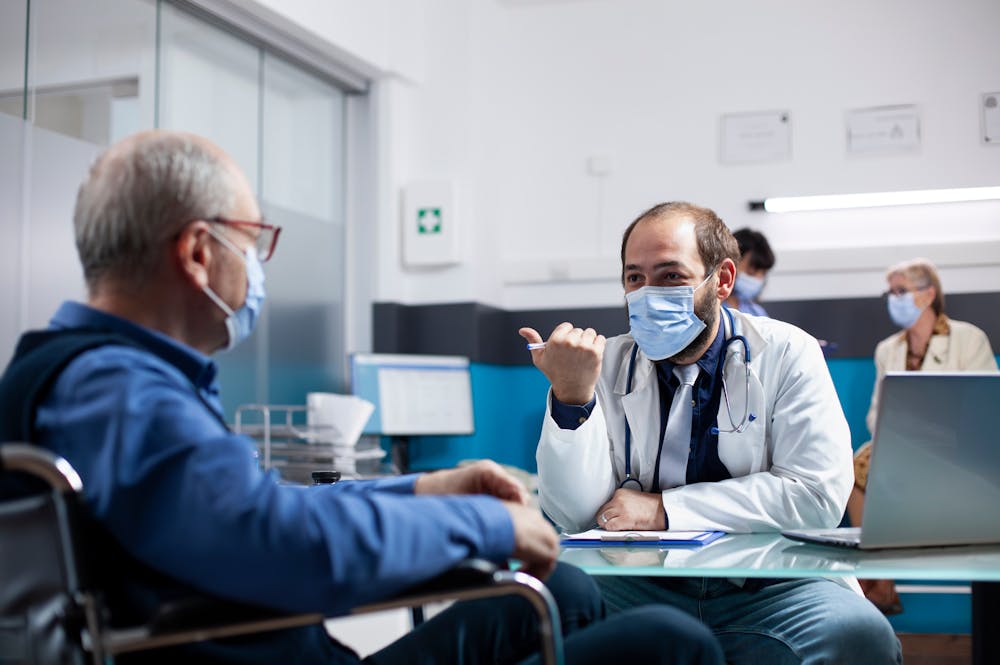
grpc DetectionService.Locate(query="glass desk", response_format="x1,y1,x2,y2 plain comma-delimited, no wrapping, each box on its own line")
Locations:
560,533,1000,664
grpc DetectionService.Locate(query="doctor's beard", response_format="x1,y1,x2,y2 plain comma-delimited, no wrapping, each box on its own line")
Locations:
663,280,719,366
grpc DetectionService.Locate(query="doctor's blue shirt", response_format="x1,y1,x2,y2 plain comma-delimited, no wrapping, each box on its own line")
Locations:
33,301,514,617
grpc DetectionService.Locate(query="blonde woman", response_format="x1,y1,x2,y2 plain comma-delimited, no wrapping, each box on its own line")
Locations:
849,258,998,613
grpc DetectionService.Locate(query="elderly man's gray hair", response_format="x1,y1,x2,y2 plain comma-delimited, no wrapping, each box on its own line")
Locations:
73,132,239,292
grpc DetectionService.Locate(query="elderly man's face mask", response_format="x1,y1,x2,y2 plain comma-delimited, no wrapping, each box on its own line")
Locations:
201,226,266,351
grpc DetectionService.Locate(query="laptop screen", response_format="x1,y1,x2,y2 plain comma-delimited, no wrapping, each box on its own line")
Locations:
862,372,1000,548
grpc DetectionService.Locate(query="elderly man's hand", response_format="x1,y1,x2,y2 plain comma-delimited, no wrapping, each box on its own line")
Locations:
414,460,530,505
415,463,555,579
503,501,559,580
518,322,606,405
595,488,666,531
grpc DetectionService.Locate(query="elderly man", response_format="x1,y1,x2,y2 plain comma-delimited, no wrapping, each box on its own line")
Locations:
0,133,724,664
520,202,900,665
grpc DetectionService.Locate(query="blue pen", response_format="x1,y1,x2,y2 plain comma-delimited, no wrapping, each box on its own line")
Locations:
526,342,545,350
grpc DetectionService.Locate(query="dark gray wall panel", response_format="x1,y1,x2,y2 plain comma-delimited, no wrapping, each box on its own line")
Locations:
768,292,1000,358
373,292,1000,364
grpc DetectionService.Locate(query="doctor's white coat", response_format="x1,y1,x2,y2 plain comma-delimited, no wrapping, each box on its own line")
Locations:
536,309,854,534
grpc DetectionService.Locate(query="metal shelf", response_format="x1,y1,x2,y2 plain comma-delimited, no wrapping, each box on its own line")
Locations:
234,404,387,483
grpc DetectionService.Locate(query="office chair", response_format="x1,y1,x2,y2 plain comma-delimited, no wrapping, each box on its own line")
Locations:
0,443,564,665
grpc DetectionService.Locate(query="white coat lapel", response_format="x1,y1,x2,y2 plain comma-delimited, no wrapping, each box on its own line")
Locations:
616,347,657,485
716,312,768,475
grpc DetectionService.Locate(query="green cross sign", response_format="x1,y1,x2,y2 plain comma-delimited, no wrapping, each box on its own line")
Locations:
417,207,442,234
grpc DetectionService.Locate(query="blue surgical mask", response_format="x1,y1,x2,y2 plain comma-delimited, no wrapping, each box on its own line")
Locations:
203,227,266,351
733,273,765,301
626,272,714,361
887,291,923,330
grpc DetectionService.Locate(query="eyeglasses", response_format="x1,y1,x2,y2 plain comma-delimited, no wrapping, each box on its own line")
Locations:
882,284,930,298
209,217,282,262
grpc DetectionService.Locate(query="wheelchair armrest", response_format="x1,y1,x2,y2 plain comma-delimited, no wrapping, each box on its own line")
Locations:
146,559,497,633
396,558,499,596
349,559,564,664
100,596,322,657
148,596,301,633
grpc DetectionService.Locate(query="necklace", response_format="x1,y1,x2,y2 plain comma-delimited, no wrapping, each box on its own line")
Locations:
905,348,925,371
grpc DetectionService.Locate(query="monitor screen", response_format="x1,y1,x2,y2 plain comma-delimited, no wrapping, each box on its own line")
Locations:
350,353,475,436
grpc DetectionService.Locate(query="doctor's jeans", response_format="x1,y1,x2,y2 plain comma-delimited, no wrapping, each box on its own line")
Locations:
366,562,724,665
595,575,901,665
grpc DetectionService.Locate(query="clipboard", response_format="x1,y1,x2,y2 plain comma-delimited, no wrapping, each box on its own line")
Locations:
561,529,725,548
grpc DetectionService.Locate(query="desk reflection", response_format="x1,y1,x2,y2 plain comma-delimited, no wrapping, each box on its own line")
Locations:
559,533,1000,581
559,533,1000,665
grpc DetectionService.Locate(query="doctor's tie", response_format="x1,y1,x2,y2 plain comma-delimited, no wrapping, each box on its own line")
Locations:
659,363,700,490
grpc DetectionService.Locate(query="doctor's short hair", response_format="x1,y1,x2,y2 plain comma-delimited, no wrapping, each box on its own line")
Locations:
620,201,740,281
887,258,945,316
732,228,775,272
73,131,238,293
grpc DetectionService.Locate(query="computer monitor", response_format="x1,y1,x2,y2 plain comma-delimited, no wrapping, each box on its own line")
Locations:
349,353,475,436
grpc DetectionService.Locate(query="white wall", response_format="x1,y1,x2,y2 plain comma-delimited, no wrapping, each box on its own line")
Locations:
6,0,998,348
9,0,999,341
360,0,1000,311
240,0,426,81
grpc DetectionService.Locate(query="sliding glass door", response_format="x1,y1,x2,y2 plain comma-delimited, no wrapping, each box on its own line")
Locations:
0,0,352,417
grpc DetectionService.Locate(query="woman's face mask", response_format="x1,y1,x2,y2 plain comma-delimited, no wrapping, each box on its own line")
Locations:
202,227,266,351
626,271,714,361
886,291,924,330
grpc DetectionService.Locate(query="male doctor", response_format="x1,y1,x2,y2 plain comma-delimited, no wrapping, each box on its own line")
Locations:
519,202,899,665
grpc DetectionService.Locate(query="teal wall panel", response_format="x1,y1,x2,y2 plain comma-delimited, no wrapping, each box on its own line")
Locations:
888,583,971,634
407,357,885,471
257,354,999,472
825,355,1000,452
407,363,550,472
826,358,877,450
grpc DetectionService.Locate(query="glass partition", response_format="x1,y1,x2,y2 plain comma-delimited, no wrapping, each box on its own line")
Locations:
21,0,156,333
1,0,352,421
0,1,27,119
26,0,155,144
262,54,347,404
0,114,26,359
158,2,261,193
158,2,265,411
0,1,27,356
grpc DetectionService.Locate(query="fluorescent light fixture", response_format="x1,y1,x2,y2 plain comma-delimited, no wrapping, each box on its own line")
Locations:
749,186,1000,213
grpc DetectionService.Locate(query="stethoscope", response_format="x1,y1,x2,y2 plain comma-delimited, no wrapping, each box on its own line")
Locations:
618,306,756,491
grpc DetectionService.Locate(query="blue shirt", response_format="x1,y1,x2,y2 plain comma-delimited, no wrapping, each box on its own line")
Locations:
736,297,768,318
551,323,732,488
35,302,514,617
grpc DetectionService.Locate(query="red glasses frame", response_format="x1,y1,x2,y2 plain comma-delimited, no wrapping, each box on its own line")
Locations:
209,217,282,262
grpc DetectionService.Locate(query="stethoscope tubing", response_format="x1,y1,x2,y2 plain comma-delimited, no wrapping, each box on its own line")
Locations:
619,307,754,492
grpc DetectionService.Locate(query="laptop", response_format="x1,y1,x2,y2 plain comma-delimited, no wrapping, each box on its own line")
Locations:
782,372,1000,550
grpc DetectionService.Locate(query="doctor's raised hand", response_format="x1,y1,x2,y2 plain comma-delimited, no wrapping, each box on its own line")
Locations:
518,322,606,405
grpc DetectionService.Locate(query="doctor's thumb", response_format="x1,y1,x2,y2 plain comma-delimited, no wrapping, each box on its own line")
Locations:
519,327,543,344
